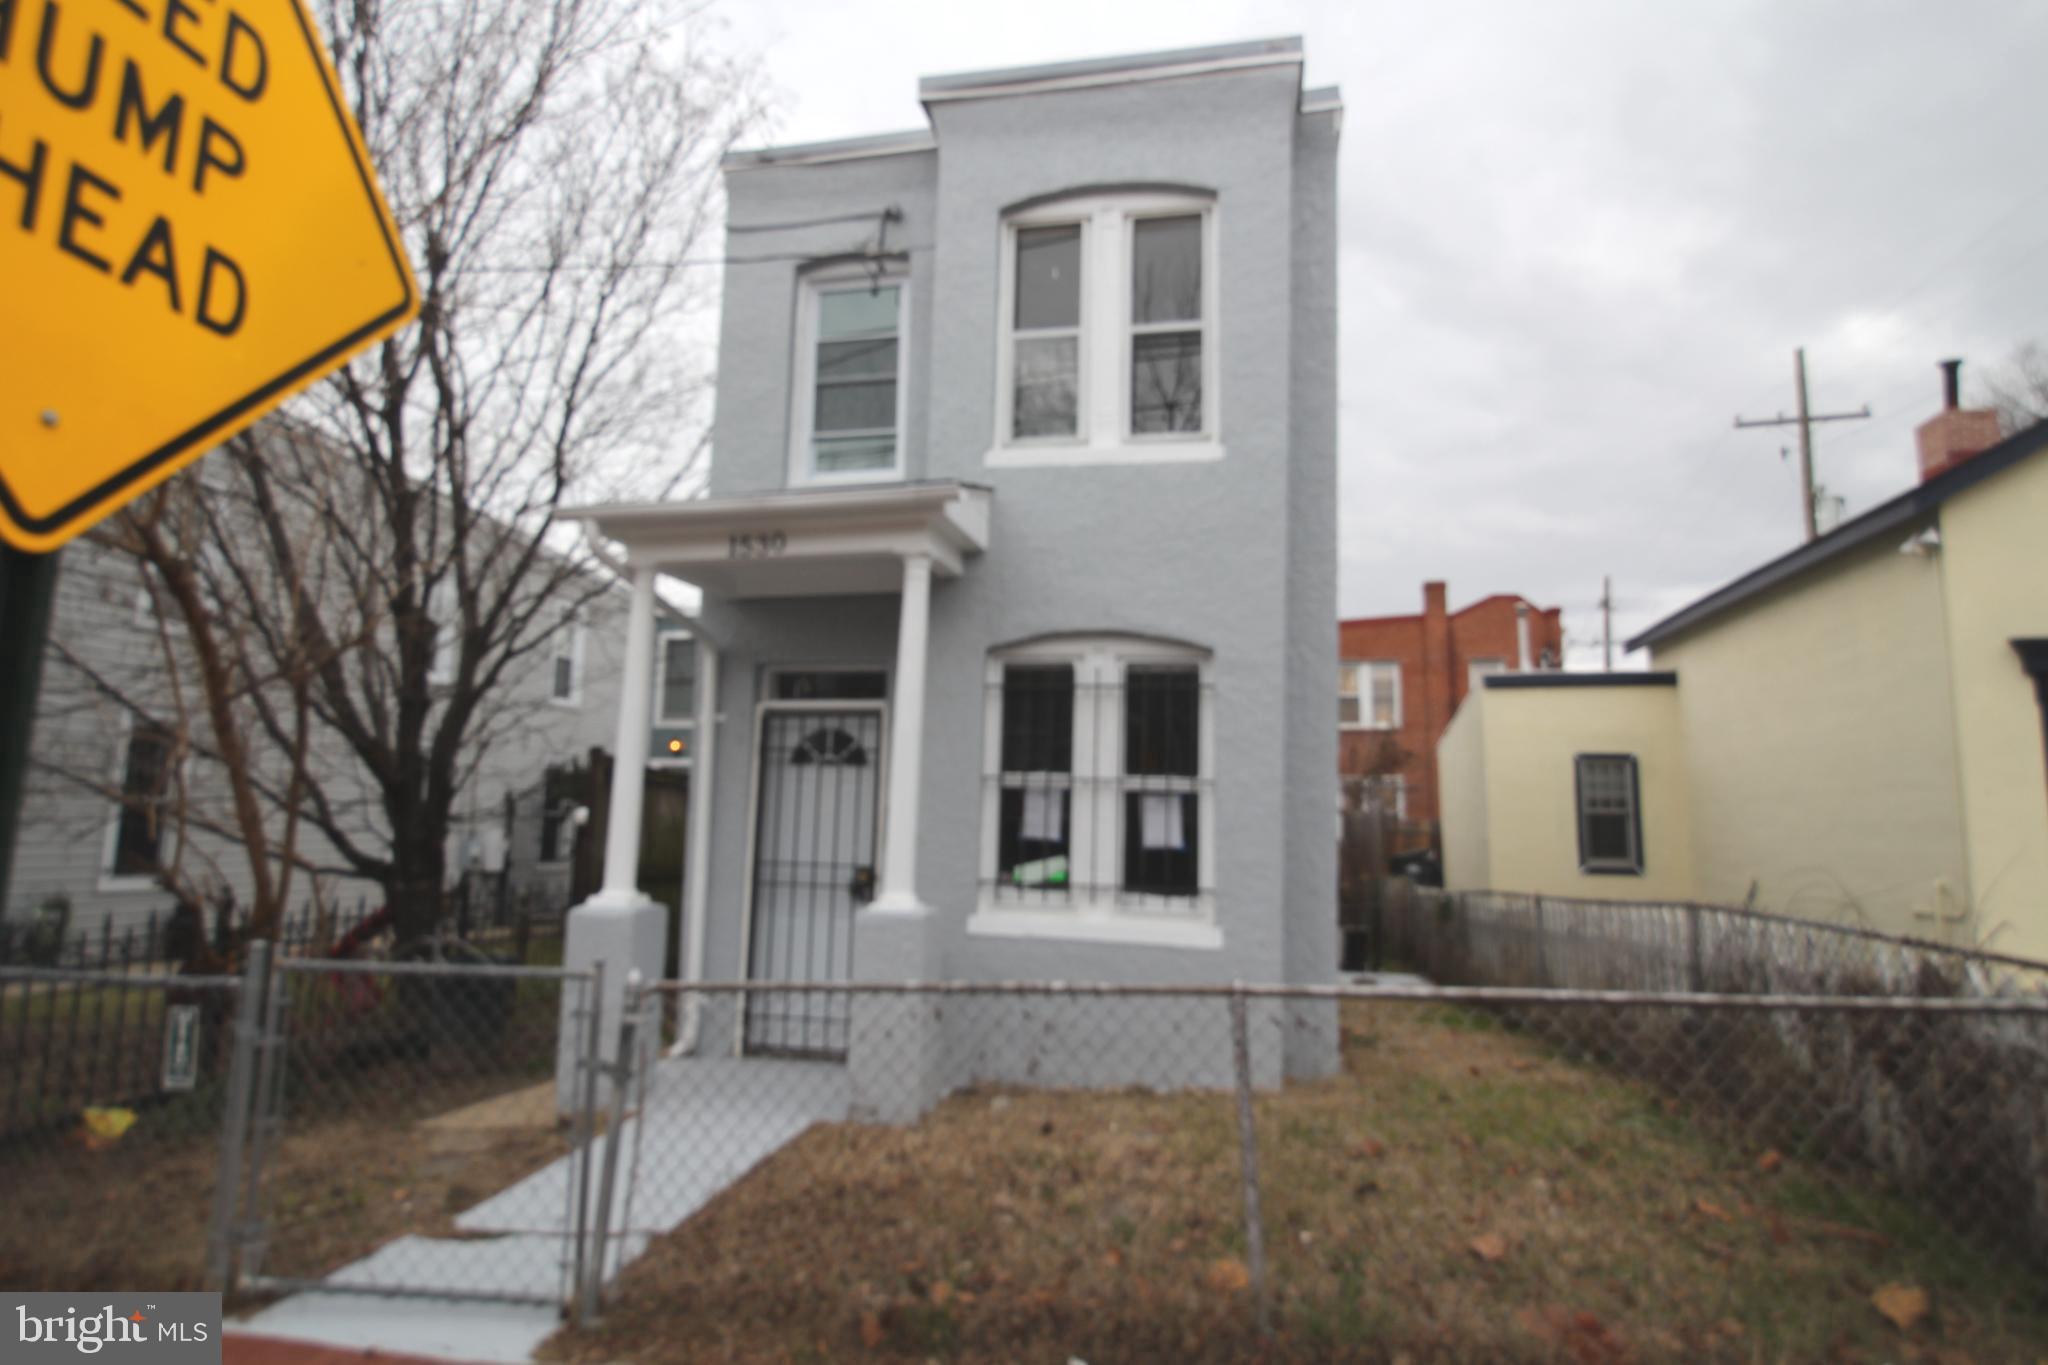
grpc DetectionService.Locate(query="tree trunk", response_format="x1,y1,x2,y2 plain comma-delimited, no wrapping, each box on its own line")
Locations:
388,848,445,946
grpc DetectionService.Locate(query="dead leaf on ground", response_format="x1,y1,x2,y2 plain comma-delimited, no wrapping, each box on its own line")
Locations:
1693,1197,1732,1222
1515,1305,1631,1365
1204,1258,1251,1293
1468,1232,1508,1262
857,1310,884,1348
1352,1137,1386,1159
1102,1247,1123,1269
929,1279,953,1306
1757,1149,1783,1173
1872,1283,1931,1332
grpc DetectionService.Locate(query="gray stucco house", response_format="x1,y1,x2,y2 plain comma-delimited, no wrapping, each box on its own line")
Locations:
564,38,1342,1103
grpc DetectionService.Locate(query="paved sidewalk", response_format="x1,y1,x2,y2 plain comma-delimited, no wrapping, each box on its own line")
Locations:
234,1056,849,1362
224,1335,489,1364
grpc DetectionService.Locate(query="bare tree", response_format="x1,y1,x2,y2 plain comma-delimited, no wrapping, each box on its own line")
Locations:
38,465,356,951
52,0,761,944
1982,342,2048,437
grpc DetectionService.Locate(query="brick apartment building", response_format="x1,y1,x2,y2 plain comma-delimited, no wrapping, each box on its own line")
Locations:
1340,582,1563,856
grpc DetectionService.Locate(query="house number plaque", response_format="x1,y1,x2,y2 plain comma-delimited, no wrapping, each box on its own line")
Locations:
728,531,788,559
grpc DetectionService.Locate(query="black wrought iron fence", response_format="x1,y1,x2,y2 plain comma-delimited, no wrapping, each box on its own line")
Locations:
0,897,566,1143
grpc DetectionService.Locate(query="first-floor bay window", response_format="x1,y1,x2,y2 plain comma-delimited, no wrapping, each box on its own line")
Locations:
979,636,1215,938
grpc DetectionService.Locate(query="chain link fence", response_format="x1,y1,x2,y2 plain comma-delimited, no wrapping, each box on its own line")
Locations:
8,954,2048,1359
229,955,599,1308
561,981,2048,1362
1392,888,2048,1000
0,963,242,1291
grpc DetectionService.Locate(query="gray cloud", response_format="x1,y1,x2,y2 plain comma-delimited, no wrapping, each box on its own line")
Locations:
722,0,2048,664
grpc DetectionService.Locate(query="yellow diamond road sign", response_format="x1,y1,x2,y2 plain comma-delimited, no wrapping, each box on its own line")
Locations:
0,0,418,552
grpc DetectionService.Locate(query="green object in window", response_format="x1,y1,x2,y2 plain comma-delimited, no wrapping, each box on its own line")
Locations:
1010,855,1068,888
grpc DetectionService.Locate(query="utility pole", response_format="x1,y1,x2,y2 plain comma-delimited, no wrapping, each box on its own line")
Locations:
0,545,62,915
1735,347,1870,542
1600,576,1614,673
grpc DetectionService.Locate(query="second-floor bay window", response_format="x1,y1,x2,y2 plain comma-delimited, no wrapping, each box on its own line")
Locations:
792,270,907,483
1012,224,1083,438
994,190,1219,464
1130,214,1204,435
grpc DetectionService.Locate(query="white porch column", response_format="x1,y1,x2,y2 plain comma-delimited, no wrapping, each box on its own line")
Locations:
872,551,932,914
600,565,659,894
557,562,663,1113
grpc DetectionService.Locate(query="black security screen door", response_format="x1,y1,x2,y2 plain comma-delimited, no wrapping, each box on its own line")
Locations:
744,706,883,1058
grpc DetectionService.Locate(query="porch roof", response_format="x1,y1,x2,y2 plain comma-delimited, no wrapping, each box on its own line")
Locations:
565,480,991,599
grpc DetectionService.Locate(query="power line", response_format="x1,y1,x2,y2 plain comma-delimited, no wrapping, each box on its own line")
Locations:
1734,347,1870,542
727,207,903,234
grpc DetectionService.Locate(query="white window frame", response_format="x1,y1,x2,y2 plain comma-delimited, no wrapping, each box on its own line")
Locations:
990,190,1222,468
548,612,587,710
1575,753,1644,876
99,714,177,893
788,264,910,487
1340,661,1401,731
654,629,698,726
970,635,1220,950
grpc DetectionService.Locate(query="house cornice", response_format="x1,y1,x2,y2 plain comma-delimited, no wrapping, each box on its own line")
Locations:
919,37,1308,107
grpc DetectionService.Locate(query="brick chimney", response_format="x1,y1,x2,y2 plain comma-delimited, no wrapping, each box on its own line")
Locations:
1915,359,2003,482
1420,581,1450,746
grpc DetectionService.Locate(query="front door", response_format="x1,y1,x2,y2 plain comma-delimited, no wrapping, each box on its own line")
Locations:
743,704,883,1057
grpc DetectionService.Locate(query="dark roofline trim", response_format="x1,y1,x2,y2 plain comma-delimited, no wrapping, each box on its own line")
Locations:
1484,672,1677,690
1628,416,2048,652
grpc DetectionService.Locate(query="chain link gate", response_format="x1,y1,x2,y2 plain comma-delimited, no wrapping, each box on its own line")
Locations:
206,944,612,1317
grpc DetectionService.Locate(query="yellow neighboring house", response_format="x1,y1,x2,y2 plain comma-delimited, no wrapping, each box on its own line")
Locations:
1440,366,2048,961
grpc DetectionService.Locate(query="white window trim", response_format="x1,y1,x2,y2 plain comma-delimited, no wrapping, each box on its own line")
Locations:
99,715,177,893
1340,660,1402,731
787,265,910,487
654,629,698,726
1575,753,1644,876
989,191,1223,468
969,635,1220,948
548,612,587,710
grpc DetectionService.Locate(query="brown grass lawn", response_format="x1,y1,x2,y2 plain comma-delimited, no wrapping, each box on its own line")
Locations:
546,1003,2048,1365
0,1078,571,1297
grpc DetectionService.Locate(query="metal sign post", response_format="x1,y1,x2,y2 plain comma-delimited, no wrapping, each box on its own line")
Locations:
0,544,61,915
163,1003,203,1092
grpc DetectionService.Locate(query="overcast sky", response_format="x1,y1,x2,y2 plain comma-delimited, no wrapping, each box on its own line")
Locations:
718,0,2048,666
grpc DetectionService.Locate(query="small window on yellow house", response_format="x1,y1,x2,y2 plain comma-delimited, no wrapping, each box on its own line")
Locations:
1575,754,1642,875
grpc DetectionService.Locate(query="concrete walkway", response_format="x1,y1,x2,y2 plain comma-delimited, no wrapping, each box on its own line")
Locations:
236,1056,849,1363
